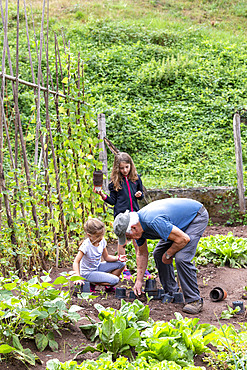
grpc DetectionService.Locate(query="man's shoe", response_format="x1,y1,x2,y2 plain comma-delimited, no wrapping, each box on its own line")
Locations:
182,299,203,314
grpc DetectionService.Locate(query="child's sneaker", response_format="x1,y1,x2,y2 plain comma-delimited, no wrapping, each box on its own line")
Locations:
90,283,96,293
123,268,133,280
105,285,116,293
144,270,152,279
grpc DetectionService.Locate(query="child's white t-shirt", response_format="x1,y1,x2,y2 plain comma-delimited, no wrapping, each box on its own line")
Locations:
79,237,106,275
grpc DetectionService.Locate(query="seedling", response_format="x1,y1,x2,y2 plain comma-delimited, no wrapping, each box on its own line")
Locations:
220,305,240,319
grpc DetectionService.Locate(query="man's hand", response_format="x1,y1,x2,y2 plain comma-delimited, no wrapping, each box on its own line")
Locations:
162,254,173,264
133,280,143,296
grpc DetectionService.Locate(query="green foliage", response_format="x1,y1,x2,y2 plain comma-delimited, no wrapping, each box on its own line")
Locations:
137,312,215,367
124,240,157,276
62,19,247,188
0,44,106,273
205,322,247,369
220,305,241,319
79,300,152,360
46,356,205,370
194,233,247,267
0,272,81,365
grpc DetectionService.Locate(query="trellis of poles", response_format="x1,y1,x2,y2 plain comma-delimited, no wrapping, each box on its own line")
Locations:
0,0,100,276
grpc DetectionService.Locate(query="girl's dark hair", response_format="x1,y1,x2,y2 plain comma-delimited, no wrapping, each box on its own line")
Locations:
110,152,138,191
84,218,105,236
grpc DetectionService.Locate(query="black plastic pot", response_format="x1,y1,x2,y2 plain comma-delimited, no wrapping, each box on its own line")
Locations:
150,289,165,300
233,300,245,314
173,292,184,303
162,293,173,303
115,287,126,299
210,287,227,302
129,291,137,300
82,281,91,293
144,278,157,292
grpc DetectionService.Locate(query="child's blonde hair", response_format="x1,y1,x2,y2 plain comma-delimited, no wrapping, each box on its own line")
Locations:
84,218,105,237
110,152,138,191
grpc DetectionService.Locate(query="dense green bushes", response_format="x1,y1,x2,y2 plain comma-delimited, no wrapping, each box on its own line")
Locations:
62,21,247,187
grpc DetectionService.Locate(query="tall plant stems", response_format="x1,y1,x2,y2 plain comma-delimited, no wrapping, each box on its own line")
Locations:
0,0,21,273
34,0,45,168
13,0,20,219
4,13,46,271
44,21,69,253
0,0,27,231
23,0,36,91
0,0,102,274
66,51,84,224
54,34,71,192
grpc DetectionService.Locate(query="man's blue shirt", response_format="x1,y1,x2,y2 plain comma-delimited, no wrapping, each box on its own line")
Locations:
136,198,202,246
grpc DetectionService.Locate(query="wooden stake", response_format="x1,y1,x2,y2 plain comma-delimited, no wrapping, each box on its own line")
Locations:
98,113,108,192
233,113,246,214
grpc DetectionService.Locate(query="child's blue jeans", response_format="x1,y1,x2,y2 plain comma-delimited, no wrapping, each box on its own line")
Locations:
81,261,125,286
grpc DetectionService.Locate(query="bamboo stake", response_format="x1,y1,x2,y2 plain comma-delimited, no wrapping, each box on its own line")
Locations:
55,34,66,95
13,0,20,219
233,113,246,214
3,29,47,272
0,99,2,231
34,0,45,167
66,50,84,222
0,72,79,100
54,34,71,192
44,23,69,254
0,1,27,229
0,0,21,273
23,0,36,91
77,53,80,126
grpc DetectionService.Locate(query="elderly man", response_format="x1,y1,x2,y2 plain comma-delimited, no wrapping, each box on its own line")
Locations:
113,198,208,314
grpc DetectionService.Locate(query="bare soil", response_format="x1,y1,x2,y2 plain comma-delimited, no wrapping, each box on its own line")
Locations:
2,224,247,370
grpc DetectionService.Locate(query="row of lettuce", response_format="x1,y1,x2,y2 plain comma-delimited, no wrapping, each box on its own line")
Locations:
46,300,247,370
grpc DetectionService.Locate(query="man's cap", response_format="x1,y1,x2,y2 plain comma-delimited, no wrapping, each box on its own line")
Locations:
113,211,140,245
113,210,130,246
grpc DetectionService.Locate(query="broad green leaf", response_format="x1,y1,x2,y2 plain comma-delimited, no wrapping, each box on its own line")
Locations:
35,333,49,352
52,276,68,285
0,344,15,354
122,328,140,346
12,335,23,351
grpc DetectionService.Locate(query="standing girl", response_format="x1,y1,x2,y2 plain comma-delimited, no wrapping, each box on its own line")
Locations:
96,152,151,279
73,218,126,292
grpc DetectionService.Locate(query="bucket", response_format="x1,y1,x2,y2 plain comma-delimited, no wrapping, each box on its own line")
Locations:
210,287,227,302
